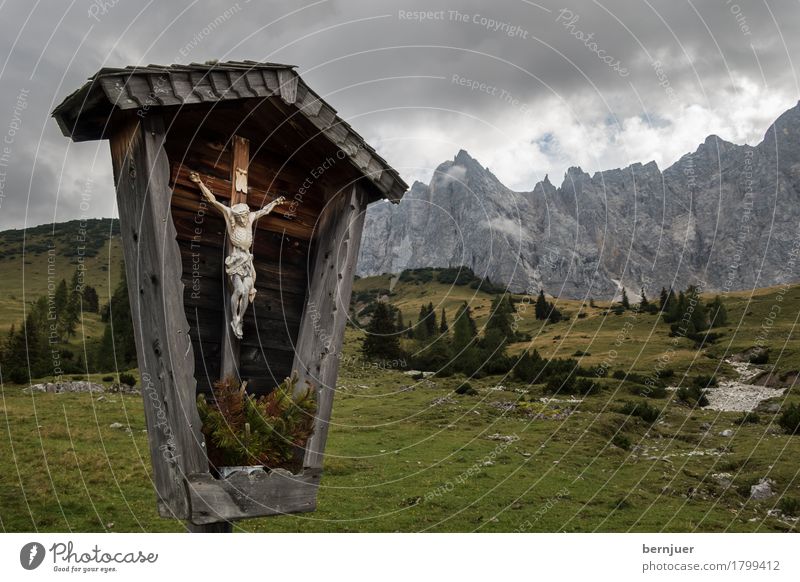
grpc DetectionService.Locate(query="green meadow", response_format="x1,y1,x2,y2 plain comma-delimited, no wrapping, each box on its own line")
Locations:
2,263,799,532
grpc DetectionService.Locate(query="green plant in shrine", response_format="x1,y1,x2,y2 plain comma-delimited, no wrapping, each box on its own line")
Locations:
197,372,317,472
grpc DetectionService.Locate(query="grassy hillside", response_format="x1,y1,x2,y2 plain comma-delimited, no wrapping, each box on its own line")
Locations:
0,219,124,348
1,261,799,532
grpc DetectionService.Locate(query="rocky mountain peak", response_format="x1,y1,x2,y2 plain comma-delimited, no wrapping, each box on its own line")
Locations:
358,102,800,298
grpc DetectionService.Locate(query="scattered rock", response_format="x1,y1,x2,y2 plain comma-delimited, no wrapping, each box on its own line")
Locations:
109,422,124,429
752,370,799,389
750,478,775,500
486,433,519,443
431,396,455,406
403,370,434,379
755,400,781,414
23,381,105,394
700,422,712,431
719,429,734,437
489,401,516,413
711,473,733,488
704,359,785,412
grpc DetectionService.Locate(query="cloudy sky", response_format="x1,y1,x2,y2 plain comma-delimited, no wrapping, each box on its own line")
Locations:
0,0,798,230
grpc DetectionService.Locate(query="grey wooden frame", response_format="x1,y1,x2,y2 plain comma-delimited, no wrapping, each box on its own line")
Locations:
109,111,370,524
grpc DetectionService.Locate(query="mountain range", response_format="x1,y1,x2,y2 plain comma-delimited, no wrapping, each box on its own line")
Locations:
357,102,800,299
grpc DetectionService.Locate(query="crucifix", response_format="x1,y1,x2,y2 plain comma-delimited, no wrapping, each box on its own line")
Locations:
188,136,287,378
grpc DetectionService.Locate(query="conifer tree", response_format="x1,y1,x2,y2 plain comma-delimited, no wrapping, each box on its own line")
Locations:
640,287,649,309
621,287,630,310
452,302,477,351
439,307,448,333
396,310,405,334
535,290,548,320
483,295,515,354
362,302,402,361
659,287,669,310
415,304,429,341
83,285,99,313
425,302,437,337
707,295,728,328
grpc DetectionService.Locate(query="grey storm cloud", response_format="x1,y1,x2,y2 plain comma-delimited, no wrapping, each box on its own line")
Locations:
0,0,798,229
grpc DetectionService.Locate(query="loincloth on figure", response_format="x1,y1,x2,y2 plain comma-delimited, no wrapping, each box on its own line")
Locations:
224,247,258,301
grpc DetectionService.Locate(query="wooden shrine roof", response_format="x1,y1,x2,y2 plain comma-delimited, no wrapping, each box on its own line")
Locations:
52,61,407,202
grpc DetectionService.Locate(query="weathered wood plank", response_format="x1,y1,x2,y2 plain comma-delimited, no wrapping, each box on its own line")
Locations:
219,136,249,382
292,183,369,470
187,468,320,524
108,113,208,519
277,69,298,104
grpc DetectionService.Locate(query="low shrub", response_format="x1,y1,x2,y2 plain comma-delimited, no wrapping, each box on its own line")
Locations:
778,403,800,435
611,433,631,450
545,374,569,394
676,384,709,407
118,372,137,387
779,497,800,517
455,382,478,396
691,375,717,388
574,378,601,395
102,376,114,382
619,401,660,424
749,350,769,365
734,412,761,425
628,384,667,398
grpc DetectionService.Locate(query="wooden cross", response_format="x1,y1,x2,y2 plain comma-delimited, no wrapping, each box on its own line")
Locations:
220,135,249,380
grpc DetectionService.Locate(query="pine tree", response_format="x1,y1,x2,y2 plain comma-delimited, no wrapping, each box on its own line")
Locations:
452,302,477,351
483,295,514,354
83,285,99,313
425,302,437,337
54,279,69,314
64,268,83,338
415,304,429,341
535,290,548,320
439,307,448,333
362,302,402,361
396,310,405,334
96,324,116,371
11,297,51,381
97,270,136,371
513,349,545,382
659,287,669,310
665,289,682,323
707,295,728,328
621,287,630,310
640,287,649,309
686,285,708,332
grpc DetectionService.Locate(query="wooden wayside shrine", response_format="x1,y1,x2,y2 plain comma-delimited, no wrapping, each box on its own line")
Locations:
52,61,407,529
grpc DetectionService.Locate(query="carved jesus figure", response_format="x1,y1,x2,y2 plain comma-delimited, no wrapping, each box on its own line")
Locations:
189,171,287,340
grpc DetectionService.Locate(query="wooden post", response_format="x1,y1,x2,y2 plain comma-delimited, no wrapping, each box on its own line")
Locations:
219,135,249,380
108,113,208,520
292,183,369,470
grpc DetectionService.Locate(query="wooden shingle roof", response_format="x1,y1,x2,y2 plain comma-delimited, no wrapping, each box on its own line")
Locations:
52,60,407,202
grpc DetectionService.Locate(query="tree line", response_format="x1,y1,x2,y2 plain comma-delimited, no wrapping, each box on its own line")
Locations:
1,267,135,384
